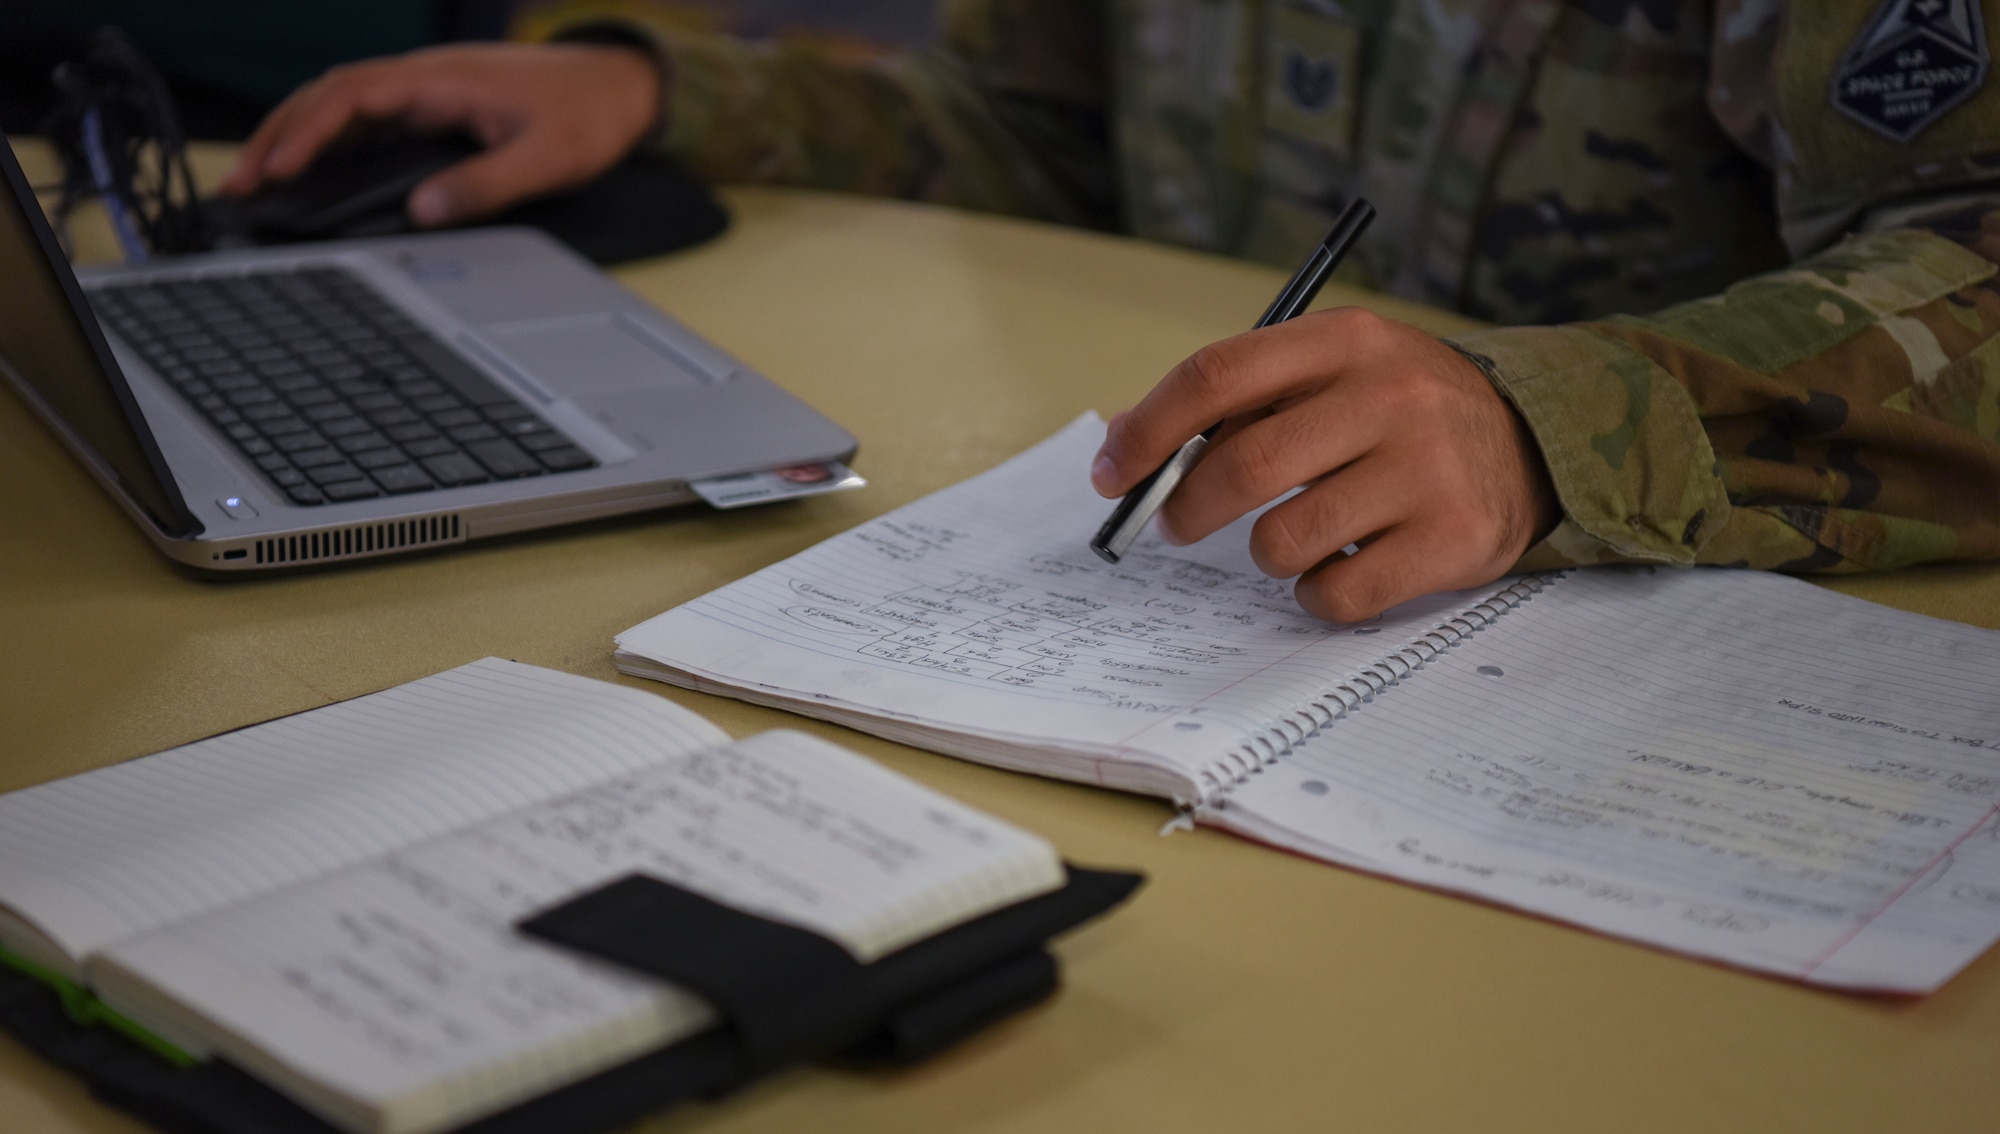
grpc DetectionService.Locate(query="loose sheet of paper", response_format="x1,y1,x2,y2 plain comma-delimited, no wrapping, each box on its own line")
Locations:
92,731,1062,1134
0,659,728,972
618,413,1498,802
1213,567,2000,992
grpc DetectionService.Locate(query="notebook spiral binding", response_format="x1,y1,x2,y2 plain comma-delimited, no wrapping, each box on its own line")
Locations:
1192,573,1562,803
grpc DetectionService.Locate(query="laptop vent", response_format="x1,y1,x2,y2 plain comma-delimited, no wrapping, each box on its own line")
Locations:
253,514,463,566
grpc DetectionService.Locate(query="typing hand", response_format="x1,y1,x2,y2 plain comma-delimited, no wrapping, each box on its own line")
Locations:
1091,308,1559,623
218,43,661,227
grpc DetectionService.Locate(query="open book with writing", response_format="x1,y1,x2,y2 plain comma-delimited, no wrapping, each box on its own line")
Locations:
617,414,2000,994
0,659,1131,1134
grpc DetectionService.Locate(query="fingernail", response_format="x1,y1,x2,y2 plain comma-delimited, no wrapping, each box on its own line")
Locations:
1090,454,1118,495
409,184,453,227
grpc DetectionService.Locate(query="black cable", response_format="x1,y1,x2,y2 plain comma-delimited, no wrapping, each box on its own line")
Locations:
42,26,213,259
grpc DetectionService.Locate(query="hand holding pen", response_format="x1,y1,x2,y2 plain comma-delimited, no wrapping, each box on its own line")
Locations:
1087,197,1560,624
1092,200,1376,564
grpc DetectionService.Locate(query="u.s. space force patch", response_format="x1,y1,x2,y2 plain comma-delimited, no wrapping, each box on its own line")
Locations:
1830,0,1990,142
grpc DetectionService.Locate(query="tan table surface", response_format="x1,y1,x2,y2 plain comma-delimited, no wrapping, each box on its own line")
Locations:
5,140,2000,1134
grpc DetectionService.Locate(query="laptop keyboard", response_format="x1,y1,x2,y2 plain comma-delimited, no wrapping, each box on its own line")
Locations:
88,266,597,506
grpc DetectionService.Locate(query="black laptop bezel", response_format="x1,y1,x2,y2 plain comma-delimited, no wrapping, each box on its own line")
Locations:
0,132,202,539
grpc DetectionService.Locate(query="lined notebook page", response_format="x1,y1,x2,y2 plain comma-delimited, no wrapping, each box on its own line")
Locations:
90,731,1064,1134
0,659,728,972
1212,568,2000,992
618,413,1496,802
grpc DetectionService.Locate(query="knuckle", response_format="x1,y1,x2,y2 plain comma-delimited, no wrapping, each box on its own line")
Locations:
1178,343,1243,408
1395,372,1453,417
1422,466,1516,561
1218,431,1285,498
1325,306,1391,349
1250,512,1316,579
1367,362,1451,421
1447,512,1502,565
1299,570,1394,624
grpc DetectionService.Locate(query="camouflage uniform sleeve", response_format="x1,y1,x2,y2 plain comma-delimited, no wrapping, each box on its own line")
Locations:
1451,207,2000,574
1444,1,2000,575
544,0,1117,229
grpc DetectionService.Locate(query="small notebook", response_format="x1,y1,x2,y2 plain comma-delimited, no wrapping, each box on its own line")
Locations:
0,659,1104,1134
616,414,2000,994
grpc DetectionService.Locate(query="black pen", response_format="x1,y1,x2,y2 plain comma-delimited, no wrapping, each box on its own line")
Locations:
1090,197,1376,563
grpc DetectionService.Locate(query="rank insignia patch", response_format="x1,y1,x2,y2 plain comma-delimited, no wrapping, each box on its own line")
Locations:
1830,0,1990,142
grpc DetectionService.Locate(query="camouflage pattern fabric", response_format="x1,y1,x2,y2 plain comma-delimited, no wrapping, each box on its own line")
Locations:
547,1,1121,230
1457,215,2000,572
546,0,2000,574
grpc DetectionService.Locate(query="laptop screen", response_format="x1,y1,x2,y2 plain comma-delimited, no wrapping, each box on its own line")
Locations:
0,134,198,537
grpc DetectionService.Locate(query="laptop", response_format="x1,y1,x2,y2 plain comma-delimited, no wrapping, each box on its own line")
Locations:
0,133,858,573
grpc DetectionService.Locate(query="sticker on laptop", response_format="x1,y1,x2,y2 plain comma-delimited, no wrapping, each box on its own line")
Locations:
690,461,867,509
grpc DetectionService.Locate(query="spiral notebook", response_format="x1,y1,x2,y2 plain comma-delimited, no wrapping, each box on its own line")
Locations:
616,414,2000,993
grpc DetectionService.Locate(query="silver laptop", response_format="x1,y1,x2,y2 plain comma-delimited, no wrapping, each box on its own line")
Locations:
0,133,856,573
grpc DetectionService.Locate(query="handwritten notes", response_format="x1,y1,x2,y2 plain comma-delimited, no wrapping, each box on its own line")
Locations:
616,414,2000,990
1212,567,2000,992
0,659,729,976
91,731,1062,1134
618,414,1489,801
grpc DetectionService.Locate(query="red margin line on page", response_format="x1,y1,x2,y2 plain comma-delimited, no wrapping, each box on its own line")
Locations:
1800,801,2000,980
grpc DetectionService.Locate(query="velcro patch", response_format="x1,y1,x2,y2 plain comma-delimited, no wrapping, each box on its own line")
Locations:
1829,0,1990,142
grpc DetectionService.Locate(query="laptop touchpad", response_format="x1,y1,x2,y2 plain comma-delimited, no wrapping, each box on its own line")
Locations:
481,314,709,397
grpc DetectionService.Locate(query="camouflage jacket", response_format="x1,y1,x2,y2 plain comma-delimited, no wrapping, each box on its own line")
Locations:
550,0,2000,575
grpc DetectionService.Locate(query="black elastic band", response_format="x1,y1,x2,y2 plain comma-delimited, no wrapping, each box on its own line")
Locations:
520,867,1144,1073
519,876,880,1072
